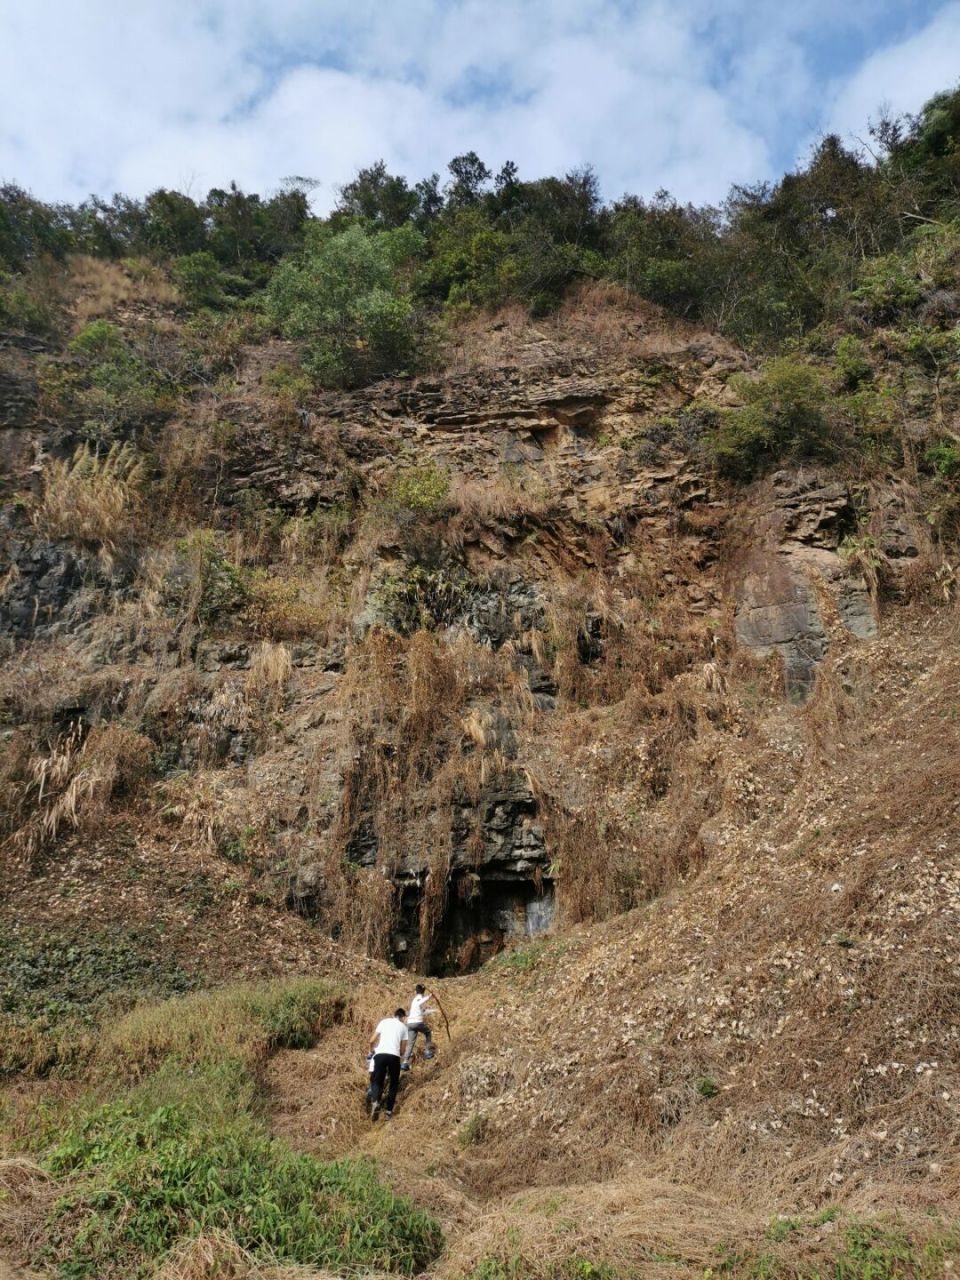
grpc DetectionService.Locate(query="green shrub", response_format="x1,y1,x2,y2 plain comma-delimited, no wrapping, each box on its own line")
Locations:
840,384,899,464
170,530,248,624
926,440,960,477
851,224,960,324
465,1254,619,1280
707,358,834,478
419,210,516,310
44,1098,442,1276
384,462,451,518
458,1110,489,1147
41,1068,440,1277
888,323,960,372
834,1221,940,1280
171,250,232,307
281,500,354,565
493,941,548,974
834,334,872,388
852,254,923,322
181,308,264,377
266,222,424,387
0,263,61,333
66,320,173,443
261,361,314,410
69,318,126,357
373,563,484,633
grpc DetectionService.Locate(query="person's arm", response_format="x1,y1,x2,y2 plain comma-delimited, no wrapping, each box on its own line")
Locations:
368,1029,381,1053
400,1035,408,1059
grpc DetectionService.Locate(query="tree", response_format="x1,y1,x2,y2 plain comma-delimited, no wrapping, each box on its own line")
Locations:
336,162,419,229
414,173,444,225
607,190,718,317
445,152,492,208
142,189,207,257
266,223,424,387
0,184,72,268
708,358,835,477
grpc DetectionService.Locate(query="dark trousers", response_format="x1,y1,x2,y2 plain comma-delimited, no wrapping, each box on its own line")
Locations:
371,1053,401,1111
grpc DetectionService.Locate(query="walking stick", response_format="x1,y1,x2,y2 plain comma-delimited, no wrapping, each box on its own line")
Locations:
431,988,452,1043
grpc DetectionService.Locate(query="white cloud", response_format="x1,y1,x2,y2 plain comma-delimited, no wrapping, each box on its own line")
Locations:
825,3,960,148
0,0,957,210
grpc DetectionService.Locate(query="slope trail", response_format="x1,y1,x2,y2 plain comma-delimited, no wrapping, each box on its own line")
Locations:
264,604,960,1276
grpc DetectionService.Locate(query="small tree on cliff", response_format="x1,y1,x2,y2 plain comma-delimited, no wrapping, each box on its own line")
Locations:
266,222,424,388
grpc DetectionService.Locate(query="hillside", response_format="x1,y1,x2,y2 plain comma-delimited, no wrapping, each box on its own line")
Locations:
3,98,960,1276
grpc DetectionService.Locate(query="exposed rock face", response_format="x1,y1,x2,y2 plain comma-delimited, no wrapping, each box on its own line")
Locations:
393,766,553,973
734,472,877,699
0,338,45,507
2,318,908,976
0,533,94,640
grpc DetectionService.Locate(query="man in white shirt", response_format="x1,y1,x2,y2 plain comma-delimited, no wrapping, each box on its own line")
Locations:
401,983,436,1070
368,1008,409,1120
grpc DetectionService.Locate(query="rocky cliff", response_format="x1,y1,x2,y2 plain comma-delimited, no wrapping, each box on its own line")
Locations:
0,299,937,981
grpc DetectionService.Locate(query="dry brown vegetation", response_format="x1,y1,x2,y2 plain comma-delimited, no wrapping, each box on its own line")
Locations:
69,255,180,327
447,470,552,529
316,629,525,960
1,720,153,864
32,441,147,564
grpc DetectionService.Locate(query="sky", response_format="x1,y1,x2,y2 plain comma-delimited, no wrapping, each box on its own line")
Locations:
1,0,959,212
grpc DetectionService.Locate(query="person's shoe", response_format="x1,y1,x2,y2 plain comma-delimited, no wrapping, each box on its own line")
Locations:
400,1062,410,1072
384,1110,393,1120
424,1049,435,1060
370,1101,380,1122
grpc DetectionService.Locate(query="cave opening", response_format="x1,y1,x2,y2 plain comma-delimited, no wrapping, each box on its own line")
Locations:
393,871,555,976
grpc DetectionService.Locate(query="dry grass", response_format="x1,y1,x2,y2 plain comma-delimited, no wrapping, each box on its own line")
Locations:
32,441,147,567
442,303,535,373
70,254,180,325
244,573,331,643
438,1175,741,1280
246,641,293,709
154,407,236,524
1,721,153,862
447,471,552,527
0,1157,57,1265
158,768,261,857
100,977,343,1082
155,1230,350,1279
441,282,675,374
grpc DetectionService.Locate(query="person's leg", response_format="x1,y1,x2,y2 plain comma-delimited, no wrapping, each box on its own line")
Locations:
402,1024,421,1067
370,1054,388,1108
423,1025,434,1058
385,1056,401,1113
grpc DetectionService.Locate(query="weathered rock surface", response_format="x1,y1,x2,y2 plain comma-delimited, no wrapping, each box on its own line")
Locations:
734,472,877,698
0,533,95,640
1,320,914,976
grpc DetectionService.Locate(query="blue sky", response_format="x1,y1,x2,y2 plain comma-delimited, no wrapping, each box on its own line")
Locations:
1,0,959,211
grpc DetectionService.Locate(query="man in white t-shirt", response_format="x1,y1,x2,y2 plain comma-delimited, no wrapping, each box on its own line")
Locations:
367,1008,409,1120
401,983,436,1070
